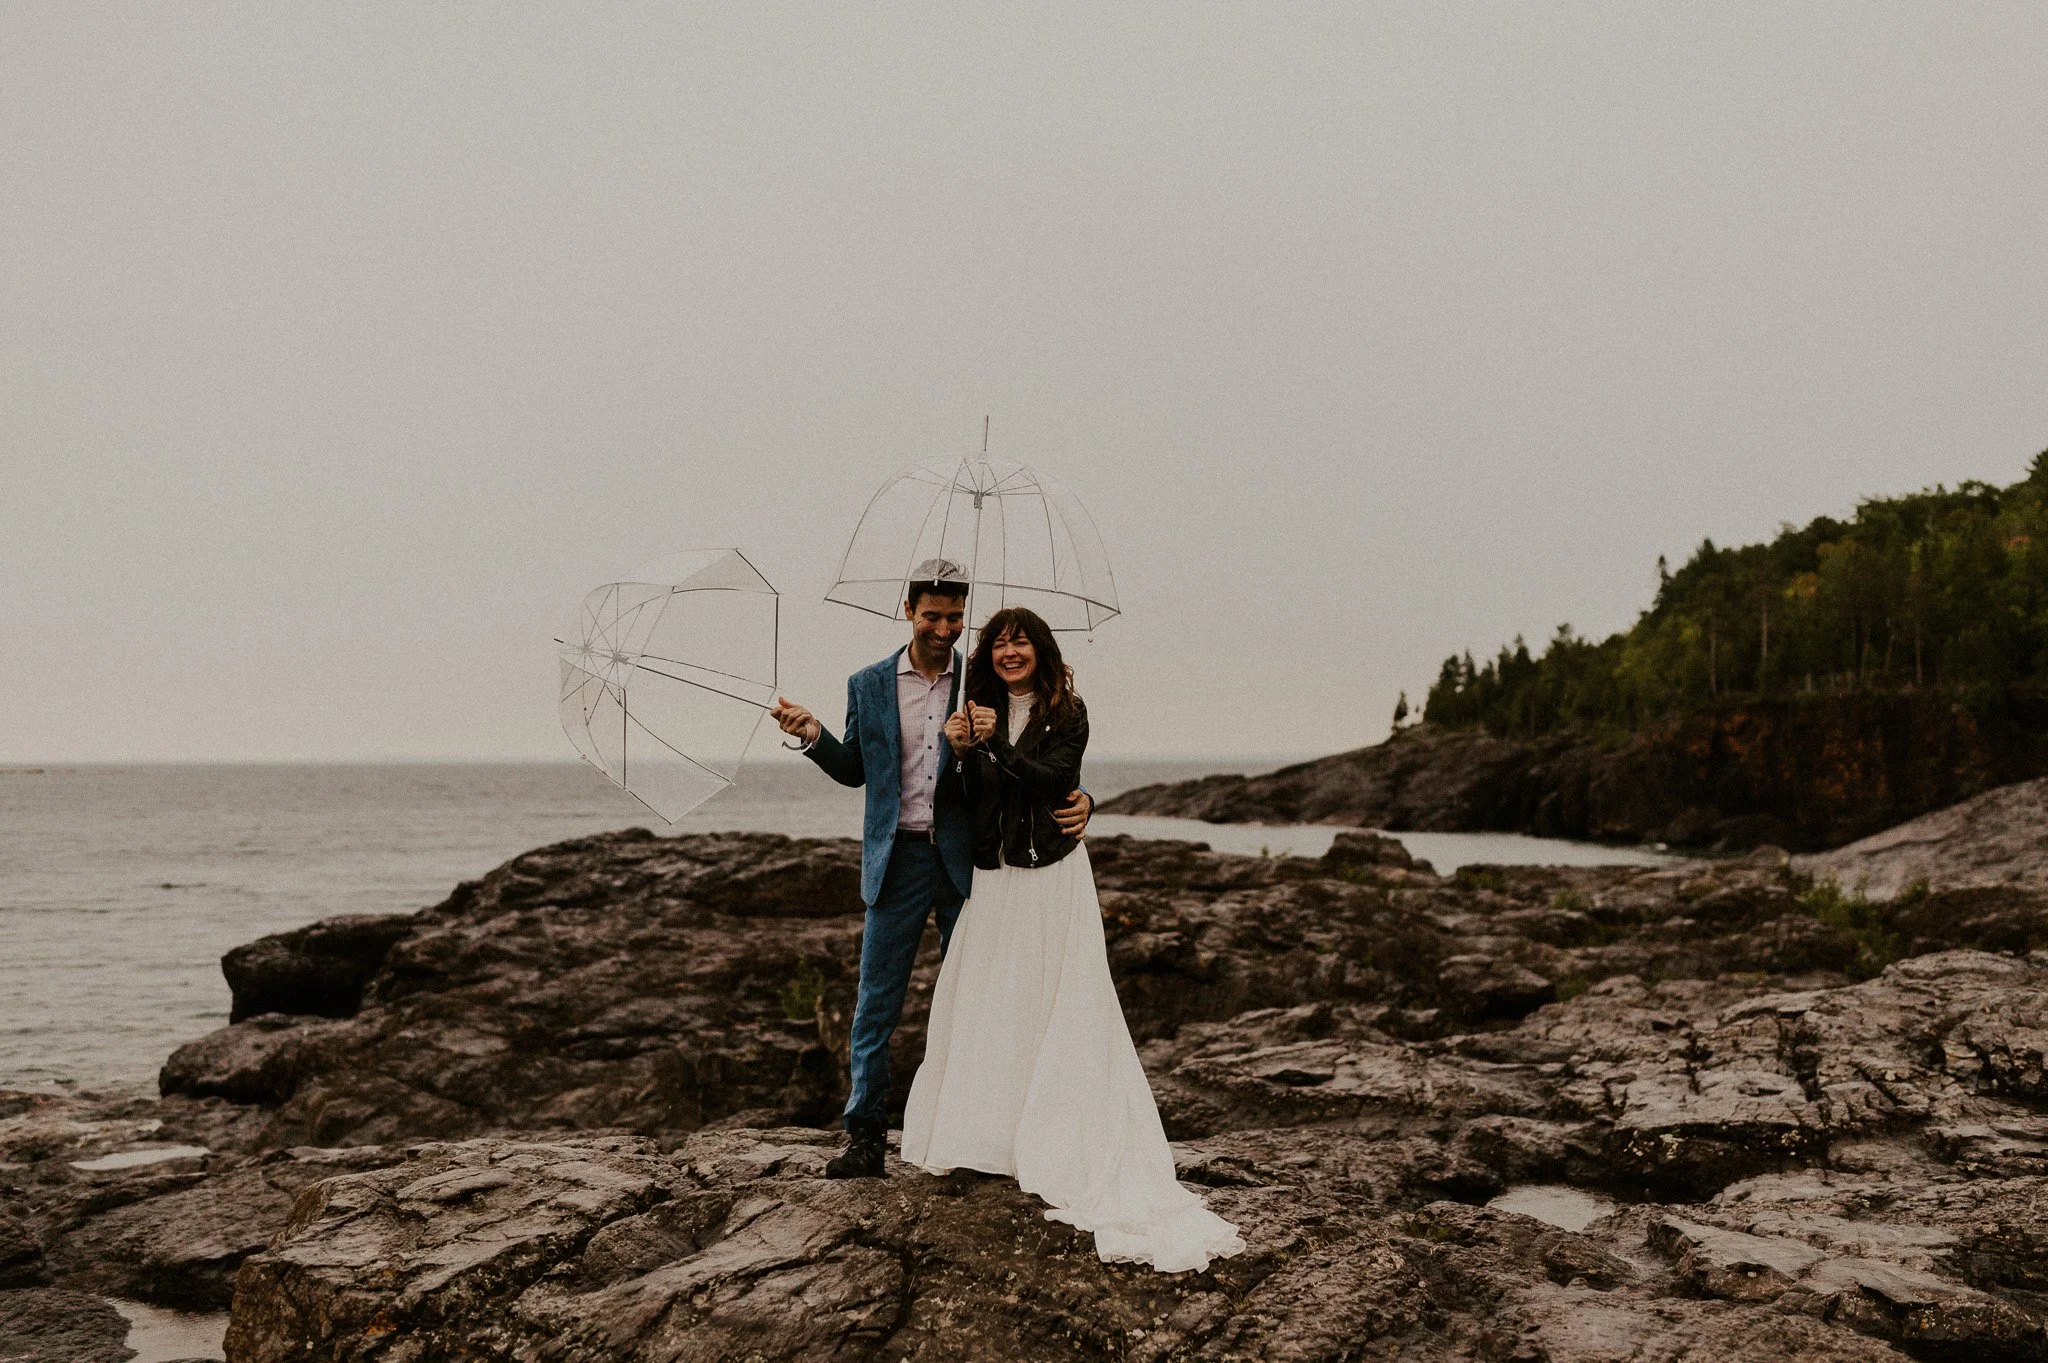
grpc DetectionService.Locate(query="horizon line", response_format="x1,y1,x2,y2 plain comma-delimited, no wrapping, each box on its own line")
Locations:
0,750,1326,769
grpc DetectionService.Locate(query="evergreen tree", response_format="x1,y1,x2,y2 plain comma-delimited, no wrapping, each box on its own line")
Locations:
1420,452,2048,736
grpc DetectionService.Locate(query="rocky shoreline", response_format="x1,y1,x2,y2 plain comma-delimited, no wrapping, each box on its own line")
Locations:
6,813,2048,1360
1103,700,2048,852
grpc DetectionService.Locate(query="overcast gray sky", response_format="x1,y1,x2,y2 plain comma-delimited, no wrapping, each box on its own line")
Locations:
5,4,2045,763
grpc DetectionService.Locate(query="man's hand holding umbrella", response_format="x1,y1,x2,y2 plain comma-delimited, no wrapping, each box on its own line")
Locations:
771,697,822,749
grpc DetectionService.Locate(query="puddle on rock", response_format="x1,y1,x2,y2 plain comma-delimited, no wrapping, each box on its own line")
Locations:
108,1298,229,1362
1486,1184,1617,1233
70,1144,209,1172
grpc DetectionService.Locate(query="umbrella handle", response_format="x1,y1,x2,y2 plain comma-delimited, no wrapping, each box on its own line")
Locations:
954,624,972,776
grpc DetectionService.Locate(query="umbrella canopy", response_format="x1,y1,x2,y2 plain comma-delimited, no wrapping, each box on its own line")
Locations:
827,453,1119,635
557,548,779,822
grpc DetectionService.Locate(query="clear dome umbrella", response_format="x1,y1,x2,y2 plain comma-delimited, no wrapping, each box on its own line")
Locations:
827,449,1120,642
556,548,779,823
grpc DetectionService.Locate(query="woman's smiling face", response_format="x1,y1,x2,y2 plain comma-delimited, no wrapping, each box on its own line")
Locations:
991,628,1037,692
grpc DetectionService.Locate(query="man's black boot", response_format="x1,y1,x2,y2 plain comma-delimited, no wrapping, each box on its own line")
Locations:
826,1117,888,1179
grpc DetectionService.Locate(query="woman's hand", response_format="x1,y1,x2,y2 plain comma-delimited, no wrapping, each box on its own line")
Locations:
944,709,976,752
969,701,997,743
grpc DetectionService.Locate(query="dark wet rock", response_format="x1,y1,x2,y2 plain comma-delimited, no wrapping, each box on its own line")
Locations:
1103,694,2048,853
0,1209,42,1290
137,830,2048,1190
1650,1207,2048,1356
1435,955,1556,1022
0,1091,403,1311
1650,1214,1827,1299
0,1287,132,1363
0,1090,165,1168
157,1015,346,1105
1407,1167,2048,1358
162,832,872,1147
227,1128,1435,1363
1406,1200,1634,1290
1150,1021,1542,1149
1101,724,1545,832
684,838,865,917
1471,1289,1914,1361
1128,946,2048,1217
27,817,2048,1358
42,1146,404,1309
1322,829,1432,875
1602,1068,1826,1200
223,912,419,1022
1927,1118,2048,1178
153,830,1713,1152
1895,886,2048,959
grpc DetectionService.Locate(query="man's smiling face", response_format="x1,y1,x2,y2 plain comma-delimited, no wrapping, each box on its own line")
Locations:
905,592,965,666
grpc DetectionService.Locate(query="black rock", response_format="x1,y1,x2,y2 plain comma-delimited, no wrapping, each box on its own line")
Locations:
224,913,419,1022
0,1288,132,1363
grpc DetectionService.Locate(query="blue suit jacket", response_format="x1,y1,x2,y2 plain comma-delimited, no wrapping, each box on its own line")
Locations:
805,647,975,907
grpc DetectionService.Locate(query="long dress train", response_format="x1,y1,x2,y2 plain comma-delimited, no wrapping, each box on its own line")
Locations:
900,841,1246,1273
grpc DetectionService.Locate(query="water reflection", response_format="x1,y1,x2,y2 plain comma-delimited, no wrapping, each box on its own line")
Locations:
1485,1184,1619,1233
108,1298,228,1363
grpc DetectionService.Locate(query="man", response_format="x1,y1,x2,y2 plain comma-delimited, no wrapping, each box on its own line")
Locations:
771,560,1093,1178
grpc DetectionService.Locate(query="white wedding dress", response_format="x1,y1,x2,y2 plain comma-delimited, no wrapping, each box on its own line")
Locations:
900,696,1246,1274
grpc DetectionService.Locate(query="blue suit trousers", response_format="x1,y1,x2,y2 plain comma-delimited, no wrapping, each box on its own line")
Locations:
844,840,965,1126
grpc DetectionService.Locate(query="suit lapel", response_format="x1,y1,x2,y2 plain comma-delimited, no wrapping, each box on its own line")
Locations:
874,650,903,778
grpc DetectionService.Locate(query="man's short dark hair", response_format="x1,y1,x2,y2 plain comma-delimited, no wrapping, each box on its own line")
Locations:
906,577,968,610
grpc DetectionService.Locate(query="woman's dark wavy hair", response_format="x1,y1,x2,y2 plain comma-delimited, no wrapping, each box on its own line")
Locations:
967,606,1081,730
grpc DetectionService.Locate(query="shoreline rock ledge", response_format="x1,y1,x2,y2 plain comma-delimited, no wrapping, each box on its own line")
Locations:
5,822,2048,1360
1795,775,2048,901
1102,710,2048,853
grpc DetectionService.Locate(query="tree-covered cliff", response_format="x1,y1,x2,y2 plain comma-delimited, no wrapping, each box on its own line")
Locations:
1425,451,2048,736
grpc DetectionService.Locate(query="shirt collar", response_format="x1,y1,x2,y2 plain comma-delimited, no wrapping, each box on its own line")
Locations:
897,645,955,680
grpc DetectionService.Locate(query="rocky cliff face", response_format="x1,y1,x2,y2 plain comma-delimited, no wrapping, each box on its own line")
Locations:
7,824,2048,1360
1104,691,2048,852
1796,776,2048,902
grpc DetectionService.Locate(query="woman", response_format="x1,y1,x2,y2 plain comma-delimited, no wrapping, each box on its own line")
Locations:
900,606,1245,1274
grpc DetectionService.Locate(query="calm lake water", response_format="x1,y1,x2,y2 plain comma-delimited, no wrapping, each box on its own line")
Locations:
0,760,1674,1092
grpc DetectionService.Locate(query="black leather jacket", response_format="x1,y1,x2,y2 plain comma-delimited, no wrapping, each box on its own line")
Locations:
963,696,1088,871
